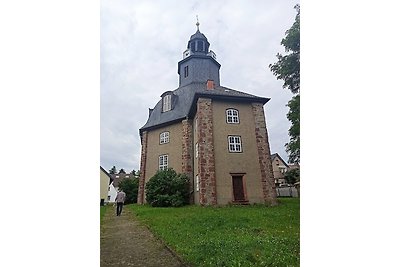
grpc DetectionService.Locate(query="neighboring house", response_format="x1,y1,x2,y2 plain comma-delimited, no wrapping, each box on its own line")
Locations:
271,153,290,186
107,182,117,204
137,23,277,205
106,172,135,204
100,166,112,206
109,172,135,189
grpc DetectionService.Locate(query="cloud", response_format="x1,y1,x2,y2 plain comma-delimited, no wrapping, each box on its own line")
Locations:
100,0,299,171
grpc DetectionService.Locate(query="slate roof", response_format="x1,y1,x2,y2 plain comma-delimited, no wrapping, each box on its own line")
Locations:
190,30,207,41
110,173,135,188
140,82,270,134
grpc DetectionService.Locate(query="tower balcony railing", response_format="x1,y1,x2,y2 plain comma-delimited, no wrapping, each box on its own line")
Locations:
207,50,216,60
183,49,191,59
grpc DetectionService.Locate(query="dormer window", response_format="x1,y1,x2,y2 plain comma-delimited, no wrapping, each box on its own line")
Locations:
162,94,172,112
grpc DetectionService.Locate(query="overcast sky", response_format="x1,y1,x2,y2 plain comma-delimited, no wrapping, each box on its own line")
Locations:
100,0,299,173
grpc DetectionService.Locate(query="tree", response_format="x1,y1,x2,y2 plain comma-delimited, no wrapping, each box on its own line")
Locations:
284,168,300,185
145,168,190,207
118,168,126,174
109,166,117,174
118,177,139,204
269,4,300,163
286,95,300,163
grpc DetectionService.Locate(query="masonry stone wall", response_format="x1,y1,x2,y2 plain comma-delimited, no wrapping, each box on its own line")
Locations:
137,131,148,204
252,103,278,205
212,100,265,204
181,119,194,203
197,98,217,205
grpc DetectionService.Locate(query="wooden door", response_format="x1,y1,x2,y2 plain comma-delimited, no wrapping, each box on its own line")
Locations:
232,175,245,201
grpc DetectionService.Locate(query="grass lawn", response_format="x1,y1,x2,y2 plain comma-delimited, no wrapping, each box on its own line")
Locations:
100,205,107,225
131,198,299,267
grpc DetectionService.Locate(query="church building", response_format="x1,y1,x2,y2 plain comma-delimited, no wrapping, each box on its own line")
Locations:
137,21,277,205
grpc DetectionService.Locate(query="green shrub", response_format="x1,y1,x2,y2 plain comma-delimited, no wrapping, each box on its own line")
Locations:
145,168,190,207
118,177,139,204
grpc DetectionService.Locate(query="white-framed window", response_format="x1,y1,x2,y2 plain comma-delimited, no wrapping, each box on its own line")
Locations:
159,154,168,170
226,109,239,124
195,143,198,158
160,131,170,144
162,94,172,112
196,175,199,192
228,135,242,152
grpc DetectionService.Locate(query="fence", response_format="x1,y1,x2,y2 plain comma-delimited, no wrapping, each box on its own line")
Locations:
276,186,299,197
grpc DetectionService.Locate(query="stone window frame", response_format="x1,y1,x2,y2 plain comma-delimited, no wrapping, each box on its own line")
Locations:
159,131,170,144
226,108,240,124
159,154,168,170
228,135,242,153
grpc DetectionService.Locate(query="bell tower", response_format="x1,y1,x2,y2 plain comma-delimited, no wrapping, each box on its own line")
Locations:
178,18,221,87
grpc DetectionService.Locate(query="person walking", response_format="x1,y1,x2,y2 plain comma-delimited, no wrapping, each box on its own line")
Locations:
115,189,126,216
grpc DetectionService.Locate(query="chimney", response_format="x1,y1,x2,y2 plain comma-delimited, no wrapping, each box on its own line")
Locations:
206,80,214,90
148,108,154,118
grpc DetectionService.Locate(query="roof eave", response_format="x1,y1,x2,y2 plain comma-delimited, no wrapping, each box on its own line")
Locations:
139,116,187,136
188,93,270,118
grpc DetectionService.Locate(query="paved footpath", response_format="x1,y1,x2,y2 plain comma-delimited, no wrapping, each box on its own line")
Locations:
101,205,186,267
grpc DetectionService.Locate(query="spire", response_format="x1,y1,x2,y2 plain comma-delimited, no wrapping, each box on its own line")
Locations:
196,15,200,31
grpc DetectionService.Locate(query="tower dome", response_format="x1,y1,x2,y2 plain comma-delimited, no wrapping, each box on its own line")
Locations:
187,29,210,54
178,18,221,87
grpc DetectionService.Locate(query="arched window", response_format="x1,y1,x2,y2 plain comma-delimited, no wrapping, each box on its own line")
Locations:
160,131,170,144
197,40,204,52
226,109,239,124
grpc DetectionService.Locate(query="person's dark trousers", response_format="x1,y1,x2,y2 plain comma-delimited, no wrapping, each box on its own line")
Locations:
116,202,124,216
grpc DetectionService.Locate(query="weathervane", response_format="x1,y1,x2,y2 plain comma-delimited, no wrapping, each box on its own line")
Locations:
196,15,200,31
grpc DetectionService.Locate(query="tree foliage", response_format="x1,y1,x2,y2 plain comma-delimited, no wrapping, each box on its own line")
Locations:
284,168,300,185
286,95,300,163
118,178,139,204
270,4,300,163
269,4,300,94
145,168,190,207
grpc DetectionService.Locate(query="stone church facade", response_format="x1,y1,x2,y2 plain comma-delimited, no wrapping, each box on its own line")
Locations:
137,24,277,205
